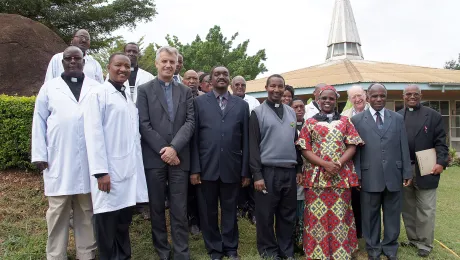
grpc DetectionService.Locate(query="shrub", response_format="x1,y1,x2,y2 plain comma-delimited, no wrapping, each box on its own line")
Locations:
448,147,460,167
0,95,36,170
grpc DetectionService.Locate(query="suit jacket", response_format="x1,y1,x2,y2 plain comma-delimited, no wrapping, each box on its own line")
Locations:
352,109,412,192
137,78,195,170
191,91,250,183
397,105,449,189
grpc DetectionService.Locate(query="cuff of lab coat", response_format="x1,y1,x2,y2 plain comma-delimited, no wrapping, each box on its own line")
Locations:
90,169,109,176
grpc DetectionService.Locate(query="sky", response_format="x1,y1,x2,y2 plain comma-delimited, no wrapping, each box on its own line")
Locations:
115,0,460,79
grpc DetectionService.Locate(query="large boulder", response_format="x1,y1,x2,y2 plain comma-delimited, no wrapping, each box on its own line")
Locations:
0,14,68,96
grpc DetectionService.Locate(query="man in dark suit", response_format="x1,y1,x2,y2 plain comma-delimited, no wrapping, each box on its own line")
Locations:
190,66,250,260
137,46,194,260
352,83,412,260
398,84,448,258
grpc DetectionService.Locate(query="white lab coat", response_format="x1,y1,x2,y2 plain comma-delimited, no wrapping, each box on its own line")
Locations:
83,81,148,214
105,68,154,103
45,52,104,84
31,76,101,196
243,94,261,113
304,101,320,120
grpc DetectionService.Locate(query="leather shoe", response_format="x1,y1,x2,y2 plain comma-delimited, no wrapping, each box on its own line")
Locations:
418,249,430,257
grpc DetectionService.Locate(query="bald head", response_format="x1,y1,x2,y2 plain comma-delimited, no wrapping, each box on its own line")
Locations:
231,76,247,98
403,84,422,108
71,29,91,53
347,85,366,111
64,46,83,57
183,70,199,92
62,46,84,76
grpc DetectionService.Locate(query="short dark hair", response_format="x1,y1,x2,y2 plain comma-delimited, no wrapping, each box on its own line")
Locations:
108,52,129,64
368,83,387,92
199,73,209,83
123,42,139,52
209,65,227,80
265,74,285,87
291,97,304,104
285,84,295,98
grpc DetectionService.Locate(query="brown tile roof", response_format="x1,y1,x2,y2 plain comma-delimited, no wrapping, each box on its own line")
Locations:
246,59,460,93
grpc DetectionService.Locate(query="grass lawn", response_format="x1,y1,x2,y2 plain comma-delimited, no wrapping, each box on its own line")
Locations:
1,167,459,259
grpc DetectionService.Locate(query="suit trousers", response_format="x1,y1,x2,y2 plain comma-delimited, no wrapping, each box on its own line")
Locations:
255,167,296,258
402,166,437,252
46,193,96,260
187,181,200,227
197,179,240,259
361,188,401,257
145,167,189,260
237,182,255,215
93,207,133,260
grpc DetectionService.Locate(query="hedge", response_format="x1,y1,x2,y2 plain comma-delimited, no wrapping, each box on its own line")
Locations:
0,95,36,170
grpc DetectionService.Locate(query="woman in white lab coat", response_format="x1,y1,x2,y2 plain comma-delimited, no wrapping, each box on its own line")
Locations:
83,52,148,259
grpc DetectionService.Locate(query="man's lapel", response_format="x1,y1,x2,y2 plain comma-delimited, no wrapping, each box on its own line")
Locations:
415,106,429,137
364,109,383,137
206,92,223,116
152,79,169,117
172,81,181,119
222,94,236,119
78,78,93,102
381,109,393,137
56,77,78,103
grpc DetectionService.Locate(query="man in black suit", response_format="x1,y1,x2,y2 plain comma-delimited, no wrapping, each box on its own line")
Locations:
352,83,412,260
398,84,448,258
191,66,250,260
137,46,195,260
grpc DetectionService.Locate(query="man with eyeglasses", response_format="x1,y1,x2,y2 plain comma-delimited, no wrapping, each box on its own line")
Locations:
199,73,213,93
45,29,104,83
342,85,369,117
397,84,448,258
230,76,260,225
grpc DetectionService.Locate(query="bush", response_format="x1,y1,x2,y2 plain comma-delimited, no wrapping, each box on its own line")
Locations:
0,95,36,170
448,147,460,167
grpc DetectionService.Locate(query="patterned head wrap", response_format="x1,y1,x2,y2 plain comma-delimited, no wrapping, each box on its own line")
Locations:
318,85,340,98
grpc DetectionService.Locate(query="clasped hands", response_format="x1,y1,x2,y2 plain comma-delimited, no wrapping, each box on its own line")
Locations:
323,161,342,179
160,146,180,166
190,173,251,188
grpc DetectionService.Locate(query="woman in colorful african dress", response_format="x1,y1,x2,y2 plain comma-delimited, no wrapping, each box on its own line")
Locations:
296,85,364,260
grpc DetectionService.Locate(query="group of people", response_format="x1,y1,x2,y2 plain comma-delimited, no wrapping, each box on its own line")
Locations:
31,29,449,260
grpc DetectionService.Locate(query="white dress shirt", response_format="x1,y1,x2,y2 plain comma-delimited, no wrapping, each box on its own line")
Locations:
368,106,385,123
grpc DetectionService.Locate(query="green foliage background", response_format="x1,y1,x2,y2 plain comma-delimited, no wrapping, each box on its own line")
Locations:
0,95,36,170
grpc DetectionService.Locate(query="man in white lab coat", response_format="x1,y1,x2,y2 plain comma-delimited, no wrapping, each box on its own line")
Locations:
304,83,327,120
31,46,99,260
124,42,155,102
45,29,104,83
83,53,148,259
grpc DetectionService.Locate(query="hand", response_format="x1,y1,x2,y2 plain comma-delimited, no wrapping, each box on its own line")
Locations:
431,164,443,175
334,161,342,169
324,161,340,175
241,177,251,187
33,161,48,171
356,180,361,191
160,147,177,164
190,173,201,185
254,179,266,192
168,156,180,166
98,174,111,193
403,178,412,187
296,173,303,185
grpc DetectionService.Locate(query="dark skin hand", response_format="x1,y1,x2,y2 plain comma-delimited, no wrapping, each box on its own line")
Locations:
98,174,111,193
241,177,251,188
34,161,48,171
190,173,201,185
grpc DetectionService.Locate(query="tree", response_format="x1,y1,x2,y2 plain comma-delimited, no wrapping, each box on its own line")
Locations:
445,54,460,70
0,0,157,51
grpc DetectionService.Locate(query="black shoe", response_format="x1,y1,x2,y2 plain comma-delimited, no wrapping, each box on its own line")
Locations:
418,249,430,257
190,224,201,236
400,241,416,248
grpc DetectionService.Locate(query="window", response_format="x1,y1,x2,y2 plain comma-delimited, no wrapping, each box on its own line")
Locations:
346,43,359,55
333,43,345,57
326,46,332,60
451,101,460,151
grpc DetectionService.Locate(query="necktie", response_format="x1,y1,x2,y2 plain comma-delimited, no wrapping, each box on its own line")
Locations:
219,96,226,110
173,75,179,82
375,111,383,129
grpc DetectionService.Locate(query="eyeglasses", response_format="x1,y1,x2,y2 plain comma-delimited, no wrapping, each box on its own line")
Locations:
404,92,421,98
74,35,90,41
234,83,246,87
63,56,83,62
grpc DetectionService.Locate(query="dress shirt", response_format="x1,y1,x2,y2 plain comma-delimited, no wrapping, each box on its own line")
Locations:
213,90,229,110
159,79,174,121
368,106,385,123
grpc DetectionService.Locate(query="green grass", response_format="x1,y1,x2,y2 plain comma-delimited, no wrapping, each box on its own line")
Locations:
1,168,459,259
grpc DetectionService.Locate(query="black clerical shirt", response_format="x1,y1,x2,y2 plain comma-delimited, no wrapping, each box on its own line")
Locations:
128,66,139,86
249,100,303,181
61,73,84,101
404,104,421,161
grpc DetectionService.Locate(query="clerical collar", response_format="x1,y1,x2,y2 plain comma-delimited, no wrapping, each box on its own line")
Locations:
296,121,304,125
313,111,341,122
158,78,172,87
266,99,282,108
108,79,126,92
61,72,84,83
407,103,421,112
130,66,139,72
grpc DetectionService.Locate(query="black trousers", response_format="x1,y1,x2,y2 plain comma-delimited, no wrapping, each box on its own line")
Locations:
93,207,133,260
255,167,296,258
187,182,200,227
197,179,239,259
361,188,401,257
237,182,255,215
351,187,362,238
145,166,189,260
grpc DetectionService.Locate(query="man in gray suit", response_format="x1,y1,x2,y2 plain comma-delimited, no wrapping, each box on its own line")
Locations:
137,46,195,260
351,83,412,260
